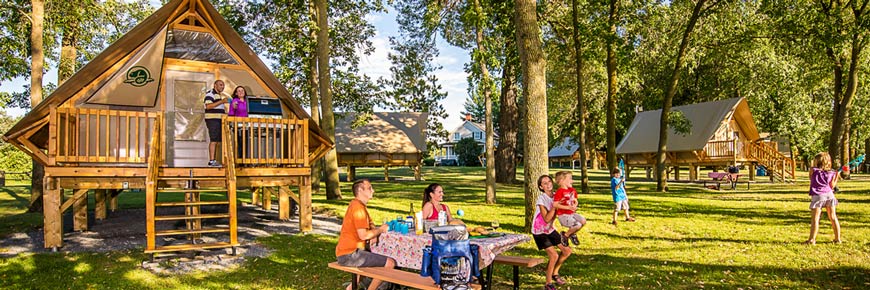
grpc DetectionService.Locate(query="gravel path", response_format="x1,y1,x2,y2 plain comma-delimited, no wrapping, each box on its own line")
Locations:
0,202,343,259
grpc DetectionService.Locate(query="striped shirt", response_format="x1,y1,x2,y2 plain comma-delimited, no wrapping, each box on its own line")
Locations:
204,89,226,119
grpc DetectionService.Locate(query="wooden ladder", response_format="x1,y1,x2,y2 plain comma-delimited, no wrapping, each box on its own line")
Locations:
144,171,239,259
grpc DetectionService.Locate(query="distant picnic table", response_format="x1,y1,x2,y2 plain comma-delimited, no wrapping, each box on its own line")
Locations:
705,172,748,190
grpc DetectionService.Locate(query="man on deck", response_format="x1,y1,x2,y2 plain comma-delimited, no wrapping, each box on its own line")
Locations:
335,179,396,290
204,80,228,167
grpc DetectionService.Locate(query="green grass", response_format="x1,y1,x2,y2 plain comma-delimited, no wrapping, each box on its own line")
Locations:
1,166,869,289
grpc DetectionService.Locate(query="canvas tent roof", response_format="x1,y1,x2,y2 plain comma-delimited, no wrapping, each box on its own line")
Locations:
616,98,759,154
549,138,580,158
335,112,427,154
3,0,332,157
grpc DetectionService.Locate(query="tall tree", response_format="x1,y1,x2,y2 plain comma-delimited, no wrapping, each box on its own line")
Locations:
655,0,721,191
315,0,342,199
572,0,590,194
495,36,519,184
29,0,45,211
307,3,322,191
515,0,549,231
604,0,619,170
469,0,497,204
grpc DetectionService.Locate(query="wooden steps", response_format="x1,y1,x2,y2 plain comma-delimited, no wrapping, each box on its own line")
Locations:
145,166,238,257
144,242,234,254
155,228,230,236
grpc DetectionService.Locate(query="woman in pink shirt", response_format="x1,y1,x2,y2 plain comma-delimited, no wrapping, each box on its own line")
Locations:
228,86,248,117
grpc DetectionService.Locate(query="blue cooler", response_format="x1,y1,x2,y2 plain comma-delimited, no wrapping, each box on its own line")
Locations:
420,225,480,288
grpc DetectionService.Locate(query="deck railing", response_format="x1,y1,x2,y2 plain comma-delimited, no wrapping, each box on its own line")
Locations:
703,140,739,158
50,108,161,164
224,116,308,167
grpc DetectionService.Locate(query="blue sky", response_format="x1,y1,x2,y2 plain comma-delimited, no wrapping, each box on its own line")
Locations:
0,4,471,132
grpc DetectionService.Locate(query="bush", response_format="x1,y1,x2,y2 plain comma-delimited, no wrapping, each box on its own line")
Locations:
454,137,481,166
423,158,435,166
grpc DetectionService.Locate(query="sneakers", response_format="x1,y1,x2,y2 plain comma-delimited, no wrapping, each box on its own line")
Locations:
569,234,580,245
543,283,557,290
559,231,569,247
625,217,636,222
552,275,567,285
208,160,219,167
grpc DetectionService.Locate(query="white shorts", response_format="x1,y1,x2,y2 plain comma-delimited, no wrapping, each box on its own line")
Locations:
809,194,838,209
558,214,586,228
614,200,630,211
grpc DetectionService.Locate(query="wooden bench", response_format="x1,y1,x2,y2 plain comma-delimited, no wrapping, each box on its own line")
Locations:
492,255,545,290
328,262,481,290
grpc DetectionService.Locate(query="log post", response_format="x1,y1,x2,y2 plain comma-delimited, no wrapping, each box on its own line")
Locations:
300,176,313,232
263,187,273,210
252,187,261,206
73,189,88,231
689,164,697,182
109,189,119,212
674,166,681,181
749,163,756,181
383,165,390,181
347,165,355,181
95,189,107,220
414,164,421,181
279,186,291,220
43,177,62,249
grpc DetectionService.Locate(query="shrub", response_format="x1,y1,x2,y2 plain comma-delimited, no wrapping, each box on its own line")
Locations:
454,137,481,166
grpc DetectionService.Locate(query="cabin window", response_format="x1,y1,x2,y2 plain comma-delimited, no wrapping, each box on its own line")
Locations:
454,133,461,141
165,29,239,64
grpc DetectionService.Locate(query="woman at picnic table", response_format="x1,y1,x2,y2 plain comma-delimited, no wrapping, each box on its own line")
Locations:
422,183,464,225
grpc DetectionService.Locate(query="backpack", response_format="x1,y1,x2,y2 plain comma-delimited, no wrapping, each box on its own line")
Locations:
421,225,480,289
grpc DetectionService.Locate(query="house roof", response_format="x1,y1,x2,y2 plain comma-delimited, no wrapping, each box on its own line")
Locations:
549,137,579,158
2,0,332,160
335,112,428,154
616,97,759,154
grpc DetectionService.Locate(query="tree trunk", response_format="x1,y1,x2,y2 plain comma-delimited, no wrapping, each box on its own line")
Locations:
315,0,342,200
515,0,549,232
572,0,589,194
27,0,46,212
473,0,496,204
656,0,706,192
605,0,619,170
308,3,322,192
826,33,863,168
496,40,518,184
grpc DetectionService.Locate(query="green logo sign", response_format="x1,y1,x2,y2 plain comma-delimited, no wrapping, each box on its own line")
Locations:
124,66,154,87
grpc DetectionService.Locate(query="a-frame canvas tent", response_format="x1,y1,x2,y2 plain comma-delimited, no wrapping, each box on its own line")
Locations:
2,0,333,253
615,98,795,182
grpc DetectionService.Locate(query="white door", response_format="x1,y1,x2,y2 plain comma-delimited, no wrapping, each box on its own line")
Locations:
164,70,213,167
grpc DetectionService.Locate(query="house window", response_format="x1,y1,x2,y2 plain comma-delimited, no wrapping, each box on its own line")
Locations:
454,133,461,141
474,132,481,139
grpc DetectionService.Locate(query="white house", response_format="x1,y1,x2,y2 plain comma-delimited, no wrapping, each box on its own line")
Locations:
436,115,498,164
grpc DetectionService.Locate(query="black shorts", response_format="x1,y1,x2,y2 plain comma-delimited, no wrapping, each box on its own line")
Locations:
206,119,222,142
533,230,563,250
336,249,389,268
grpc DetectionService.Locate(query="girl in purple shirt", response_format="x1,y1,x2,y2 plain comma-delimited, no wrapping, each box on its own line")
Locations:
805,152,841,245
228,86,248,117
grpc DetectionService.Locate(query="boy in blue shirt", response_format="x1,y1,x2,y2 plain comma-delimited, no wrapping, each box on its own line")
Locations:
610,168,636,226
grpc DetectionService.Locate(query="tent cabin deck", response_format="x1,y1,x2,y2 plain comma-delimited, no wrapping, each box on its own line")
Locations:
2,0,332,254
335,112,428,181
616,98,795,183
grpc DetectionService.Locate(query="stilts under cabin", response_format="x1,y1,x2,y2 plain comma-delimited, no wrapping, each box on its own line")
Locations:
1,0,333,256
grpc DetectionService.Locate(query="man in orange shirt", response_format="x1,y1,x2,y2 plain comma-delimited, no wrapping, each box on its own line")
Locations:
335,179,395,290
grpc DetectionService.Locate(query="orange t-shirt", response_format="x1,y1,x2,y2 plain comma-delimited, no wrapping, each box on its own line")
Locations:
335,199,372,257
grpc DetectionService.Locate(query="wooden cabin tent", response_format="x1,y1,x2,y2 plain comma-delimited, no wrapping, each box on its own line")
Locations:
615,97,795,182
548,137,604,169
335,112,428,181
2,0,333,253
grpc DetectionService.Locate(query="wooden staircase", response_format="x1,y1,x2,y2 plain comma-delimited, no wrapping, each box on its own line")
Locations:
144,118,239,258
748,141,796,183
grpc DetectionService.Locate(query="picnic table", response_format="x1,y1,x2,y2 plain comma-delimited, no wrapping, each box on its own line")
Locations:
371,231,530,270
706,172,748,190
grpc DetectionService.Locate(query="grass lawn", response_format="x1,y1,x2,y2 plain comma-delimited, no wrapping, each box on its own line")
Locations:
1,166,869,289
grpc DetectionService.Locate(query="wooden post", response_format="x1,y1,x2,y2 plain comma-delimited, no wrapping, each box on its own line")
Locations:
109,189,119,212
646,167,651,180
95,189,107,220
263,187,273,210
300,176,313,232
252,187,261,206
689,164,697,182
279,186,291,220
749,163,756,181
73,189,88,231
347,165,355,181
414,164,421,181
383,165,390,181
43,177,62,249
674,166,681,181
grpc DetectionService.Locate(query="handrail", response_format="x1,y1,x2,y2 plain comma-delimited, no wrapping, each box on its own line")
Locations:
224,116,308,166
221,118,238,246
748,141,795,182
144,114,162,251
51,107,160,163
